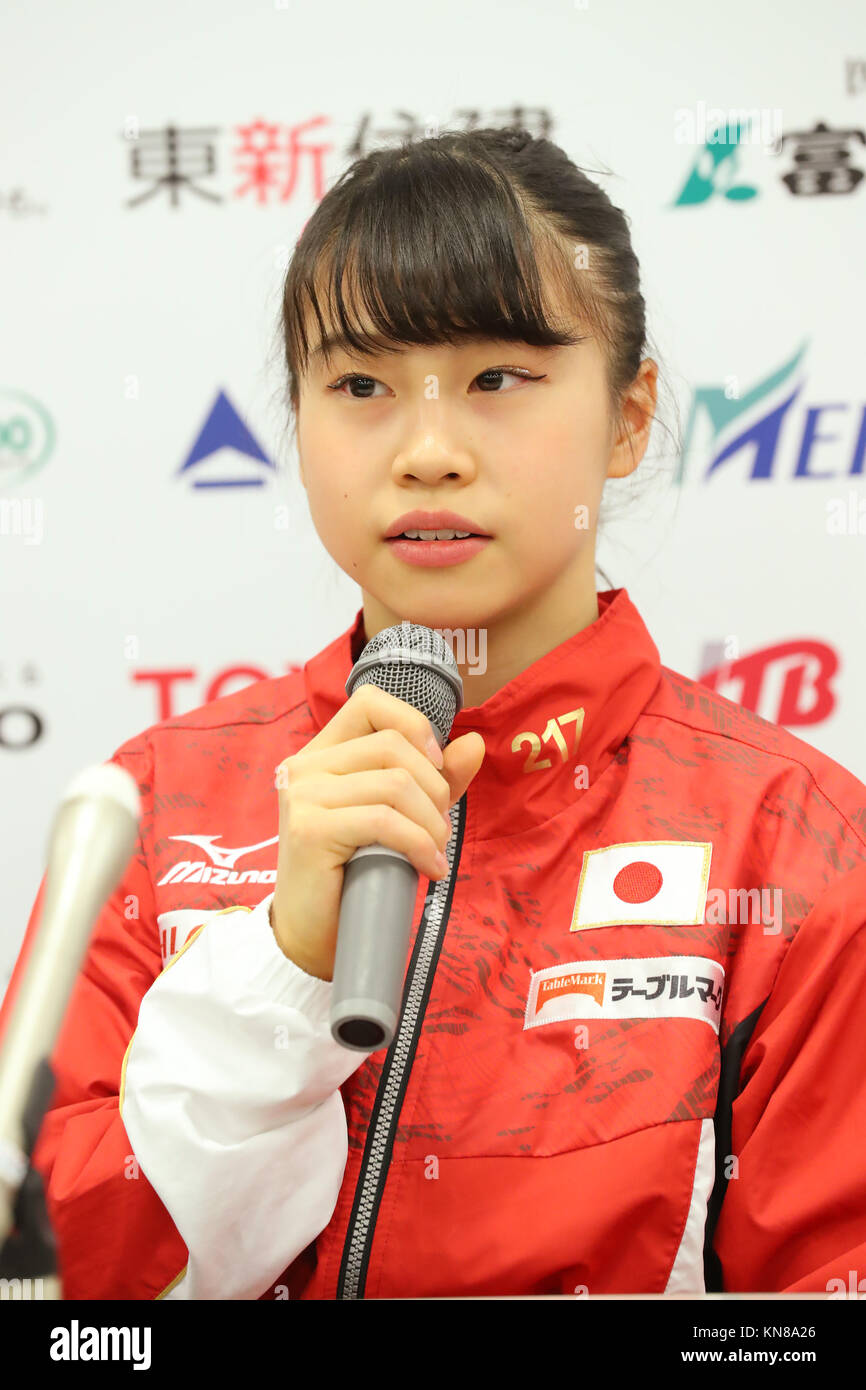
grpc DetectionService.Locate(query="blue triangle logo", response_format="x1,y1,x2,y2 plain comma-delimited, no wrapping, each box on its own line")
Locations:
177,390,274,488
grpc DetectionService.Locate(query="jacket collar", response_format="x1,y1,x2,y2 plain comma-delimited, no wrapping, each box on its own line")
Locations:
303,587,662,835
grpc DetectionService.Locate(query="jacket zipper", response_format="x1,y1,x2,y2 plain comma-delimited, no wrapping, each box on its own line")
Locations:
335,791,466,1299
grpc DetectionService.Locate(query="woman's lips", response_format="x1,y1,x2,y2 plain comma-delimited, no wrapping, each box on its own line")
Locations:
384,535,492,567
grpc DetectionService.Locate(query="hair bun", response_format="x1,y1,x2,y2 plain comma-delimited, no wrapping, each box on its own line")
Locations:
502,128,533,152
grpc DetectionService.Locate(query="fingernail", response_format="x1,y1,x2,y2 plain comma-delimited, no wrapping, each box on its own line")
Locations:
433,850,448,874
425,735,444,767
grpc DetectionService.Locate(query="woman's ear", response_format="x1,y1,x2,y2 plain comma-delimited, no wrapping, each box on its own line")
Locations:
606,359,659,480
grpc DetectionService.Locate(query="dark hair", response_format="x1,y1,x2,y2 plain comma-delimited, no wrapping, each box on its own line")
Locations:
271,125,680,589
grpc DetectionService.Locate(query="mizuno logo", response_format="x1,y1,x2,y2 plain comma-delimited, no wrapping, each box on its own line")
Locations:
156,832,278,887
167,833,278,868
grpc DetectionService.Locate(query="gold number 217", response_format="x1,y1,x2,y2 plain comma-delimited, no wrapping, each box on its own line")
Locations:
511,708,585,774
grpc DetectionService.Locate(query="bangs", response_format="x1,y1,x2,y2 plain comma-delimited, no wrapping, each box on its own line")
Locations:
284,144,593,382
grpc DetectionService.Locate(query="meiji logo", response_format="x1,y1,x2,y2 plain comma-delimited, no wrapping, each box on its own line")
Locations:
524,955,725,1033
157,833,278,887
676,339,866,486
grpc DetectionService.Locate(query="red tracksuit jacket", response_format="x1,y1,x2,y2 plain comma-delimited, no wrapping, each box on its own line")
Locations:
2,586,865,1299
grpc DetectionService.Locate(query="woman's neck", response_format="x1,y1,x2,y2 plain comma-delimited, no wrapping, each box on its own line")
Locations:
360,554,602,710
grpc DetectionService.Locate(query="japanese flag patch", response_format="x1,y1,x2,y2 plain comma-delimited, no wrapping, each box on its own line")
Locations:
570,840,712,932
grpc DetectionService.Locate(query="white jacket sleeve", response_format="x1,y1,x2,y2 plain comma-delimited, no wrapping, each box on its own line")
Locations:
119,892,366,1300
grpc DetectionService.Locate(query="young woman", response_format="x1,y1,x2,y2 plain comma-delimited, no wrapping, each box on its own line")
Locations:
4,127,866,1301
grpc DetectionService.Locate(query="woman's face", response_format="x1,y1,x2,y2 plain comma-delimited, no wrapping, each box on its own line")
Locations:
294,293,657,637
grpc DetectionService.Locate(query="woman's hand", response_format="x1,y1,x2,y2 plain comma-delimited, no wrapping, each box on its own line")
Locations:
269,683,485,981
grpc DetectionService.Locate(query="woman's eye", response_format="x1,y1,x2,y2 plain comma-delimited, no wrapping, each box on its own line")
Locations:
328,374,387,399
471,368,540,393
328,367,542,398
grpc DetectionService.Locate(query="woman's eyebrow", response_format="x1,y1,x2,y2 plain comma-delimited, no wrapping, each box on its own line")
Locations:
311,332,398,363
309,333,569,365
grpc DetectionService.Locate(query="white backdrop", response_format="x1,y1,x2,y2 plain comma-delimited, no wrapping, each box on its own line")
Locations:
2,0,865,988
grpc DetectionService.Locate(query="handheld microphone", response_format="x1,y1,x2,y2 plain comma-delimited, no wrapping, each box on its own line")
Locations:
329,623,463,1052
0,762,140,1250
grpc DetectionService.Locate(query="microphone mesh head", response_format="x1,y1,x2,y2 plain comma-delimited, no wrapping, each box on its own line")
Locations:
345,621,463,744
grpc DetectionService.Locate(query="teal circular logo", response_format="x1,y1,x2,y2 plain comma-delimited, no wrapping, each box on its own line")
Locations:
0,389,55,491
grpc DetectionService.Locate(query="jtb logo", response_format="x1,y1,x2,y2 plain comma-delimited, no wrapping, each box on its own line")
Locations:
700,640,838,727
